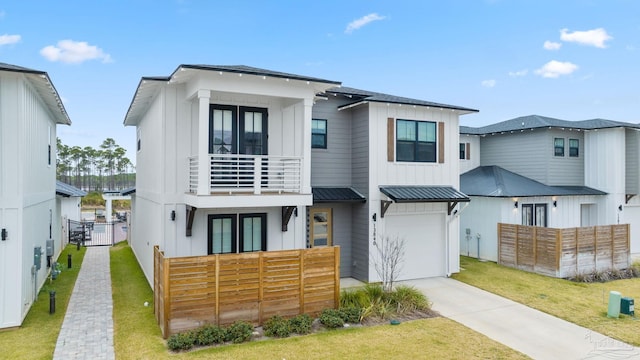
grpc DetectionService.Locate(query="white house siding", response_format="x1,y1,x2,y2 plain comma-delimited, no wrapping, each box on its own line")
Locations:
584,128,626,225
310,97,353,187
460,195,605,262
622,196,640,255
0,73,59,328
350,106,370,281
367,103,462,278
459,134,480,174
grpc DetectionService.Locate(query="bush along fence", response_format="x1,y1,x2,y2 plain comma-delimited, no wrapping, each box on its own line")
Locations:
498,223,630,278
154,246,340,338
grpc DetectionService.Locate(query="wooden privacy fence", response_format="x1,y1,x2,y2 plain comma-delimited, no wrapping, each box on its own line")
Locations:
498,223,630,278
154,246,340,338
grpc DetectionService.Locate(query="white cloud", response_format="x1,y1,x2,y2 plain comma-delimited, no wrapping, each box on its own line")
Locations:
560,28,612,48
481,79,496,88
508,69,528,77
345,13,385,34
0,34,21,45
40,39,112,64
543,41,561,50
535,60,578,78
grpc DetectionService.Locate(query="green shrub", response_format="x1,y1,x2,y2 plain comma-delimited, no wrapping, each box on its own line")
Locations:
195,324,226,346
339,306,362,323
340,288,369,308
263,315,291,338
167,331,196,351
225,321,253,344
389,285,431,313
362,283,385,302
319,309,344,329
289,314,313,334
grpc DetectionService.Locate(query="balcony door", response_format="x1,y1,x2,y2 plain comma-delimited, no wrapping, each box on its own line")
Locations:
209,105,268,156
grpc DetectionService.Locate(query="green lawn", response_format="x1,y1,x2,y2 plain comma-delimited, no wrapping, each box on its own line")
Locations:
111,243,529,359
453,256,640,346
0,245,86,360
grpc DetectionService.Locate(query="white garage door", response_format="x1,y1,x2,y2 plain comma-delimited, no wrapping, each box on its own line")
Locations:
384,213,445,280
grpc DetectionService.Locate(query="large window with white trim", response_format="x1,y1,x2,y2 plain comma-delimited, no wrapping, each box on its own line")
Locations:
396,119,436,162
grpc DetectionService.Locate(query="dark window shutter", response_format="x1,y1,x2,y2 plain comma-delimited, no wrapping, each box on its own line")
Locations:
438,122,445,163
466,142,470,160
387,118,394,162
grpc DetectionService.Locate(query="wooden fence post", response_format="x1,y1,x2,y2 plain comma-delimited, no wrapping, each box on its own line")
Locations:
299,249,305,314
215,254,220,326
334,246,340,308
162,256,170,338
555,229,561,276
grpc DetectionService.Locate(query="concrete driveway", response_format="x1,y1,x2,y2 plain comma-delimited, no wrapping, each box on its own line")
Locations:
401,277,640,360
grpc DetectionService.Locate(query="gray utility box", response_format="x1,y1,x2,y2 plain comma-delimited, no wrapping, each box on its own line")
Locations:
621,297,634,316
46,239,54,256
34,246,42,270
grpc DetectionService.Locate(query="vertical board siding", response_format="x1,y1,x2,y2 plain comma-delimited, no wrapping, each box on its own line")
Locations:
497,223,630,278
154,246,340,338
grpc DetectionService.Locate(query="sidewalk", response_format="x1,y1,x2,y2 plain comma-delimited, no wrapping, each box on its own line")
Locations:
53,247,115,360
402,277,640,360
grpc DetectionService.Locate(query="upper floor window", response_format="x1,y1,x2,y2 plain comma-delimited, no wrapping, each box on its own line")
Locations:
569,139,579,157
554,138,564,157
396,119,436,162
312,119,327,149
459,143,466,160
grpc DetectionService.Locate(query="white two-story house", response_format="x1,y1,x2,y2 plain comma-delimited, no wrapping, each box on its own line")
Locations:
459,115,640,261
0,63,71,329
124,64,477,286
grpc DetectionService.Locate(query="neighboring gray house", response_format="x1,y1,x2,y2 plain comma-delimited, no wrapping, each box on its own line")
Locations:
56,181,87,249
459,115,640,260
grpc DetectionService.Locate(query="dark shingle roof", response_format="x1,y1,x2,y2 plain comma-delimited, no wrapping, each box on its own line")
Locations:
56,181,87,197
461,115,640,135
176,65,341,85
120,187,136,196
312,187,366,203
379,186,469,203
327,86,478,113
460,166,606,197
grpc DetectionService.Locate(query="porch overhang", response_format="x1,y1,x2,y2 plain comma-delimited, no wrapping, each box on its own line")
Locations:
312,187,366,203
379,185,470,217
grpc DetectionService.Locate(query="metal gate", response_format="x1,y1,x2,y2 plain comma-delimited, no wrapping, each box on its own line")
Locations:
68,219,128,247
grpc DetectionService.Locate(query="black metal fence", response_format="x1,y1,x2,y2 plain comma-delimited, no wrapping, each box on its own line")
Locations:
68,219,128,247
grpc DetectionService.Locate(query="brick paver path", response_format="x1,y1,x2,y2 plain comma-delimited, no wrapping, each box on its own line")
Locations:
53,246,115,359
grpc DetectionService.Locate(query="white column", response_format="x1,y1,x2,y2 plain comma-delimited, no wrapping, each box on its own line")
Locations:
301,98,313,194
197,90,210,195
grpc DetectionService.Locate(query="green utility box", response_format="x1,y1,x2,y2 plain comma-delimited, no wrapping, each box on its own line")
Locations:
620,297,634,316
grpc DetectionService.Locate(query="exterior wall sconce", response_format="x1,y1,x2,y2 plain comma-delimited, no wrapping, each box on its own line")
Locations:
170,210,176,221
1,228,6,241
618,205,623,212
553,200,557,208
514,201,518,209
372,213,377,222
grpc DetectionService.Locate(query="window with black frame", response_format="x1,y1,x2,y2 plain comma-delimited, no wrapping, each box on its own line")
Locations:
312,119,327,149
396,119,436,162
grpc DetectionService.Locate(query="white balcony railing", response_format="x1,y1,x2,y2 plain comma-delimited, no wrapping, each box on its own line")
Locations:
188,154,302,194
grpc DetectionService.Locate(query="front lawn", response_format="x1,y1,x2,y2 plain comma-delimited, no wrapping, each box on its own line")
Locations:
453,256,640,346
111,244,529,359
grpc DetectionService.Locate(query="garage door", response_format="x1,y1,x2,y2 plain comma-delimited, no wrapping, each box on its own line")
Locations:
384,213,445,280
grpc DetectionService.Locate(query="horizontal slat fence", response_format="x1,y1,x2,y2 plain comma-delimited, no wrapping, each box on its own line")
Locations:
153,246,340,338
498,223,629,278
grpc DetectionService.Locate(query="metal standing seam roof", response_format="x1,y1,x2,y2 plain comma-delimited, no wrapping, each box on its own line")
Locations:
56,181,87,197
460,166,607,197
326,86,479,113
312,187,366,203
379,185,470,203
0,62,71,125
460,114,640,135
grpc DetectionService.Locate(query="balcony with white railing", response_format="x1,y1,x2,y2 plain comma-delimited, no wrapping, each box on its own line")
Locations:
188,154,302,195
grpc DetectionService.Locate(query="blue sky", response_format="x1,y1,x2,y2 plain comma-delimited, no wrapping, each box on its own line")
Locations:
1,1,639,162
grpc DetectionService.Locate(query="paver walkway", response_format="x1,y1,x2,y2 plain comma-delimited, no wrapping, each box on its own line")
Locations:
403,277,640,360
53,247,115,360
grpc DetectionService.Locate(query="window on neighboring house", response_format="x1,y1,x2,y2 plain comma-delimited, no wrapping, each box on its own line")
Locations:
459,143,466,160
569,139,579,157
522,203,548,227
137,129,141,151
554,138,564,157
207,213,267,254
312,119,327,149
396,119,436,162
48,125,52,166
309,208,332,247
